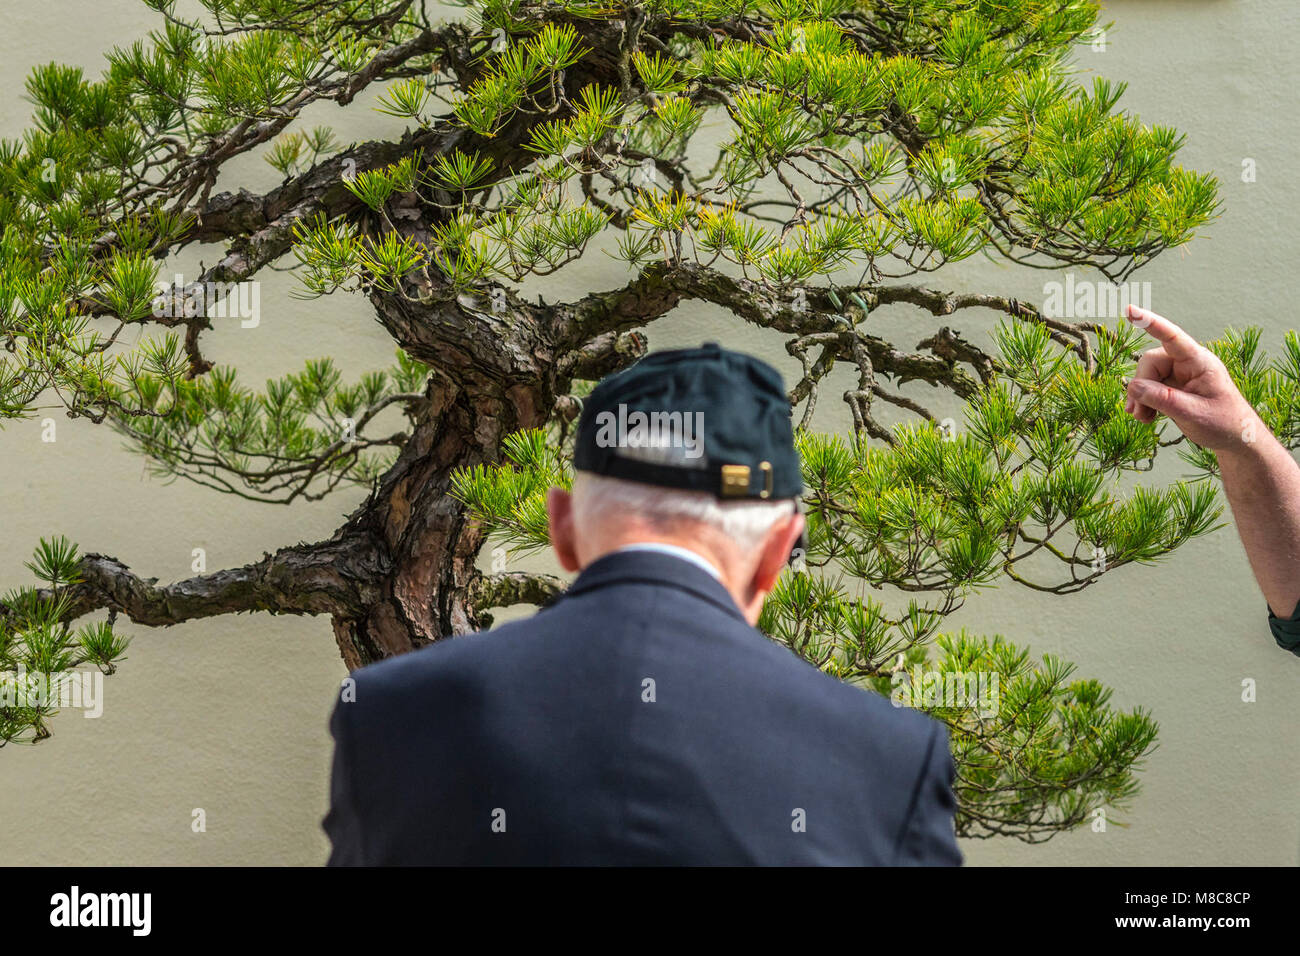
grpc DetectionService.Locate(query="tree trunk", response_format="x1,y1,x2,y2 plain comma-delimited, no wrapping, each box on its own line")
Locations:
321,220,654,666
327,321,554,668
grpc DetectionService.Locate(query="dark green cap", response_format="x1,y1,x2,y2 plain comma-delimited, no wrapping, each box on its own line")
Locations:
573,343,802,500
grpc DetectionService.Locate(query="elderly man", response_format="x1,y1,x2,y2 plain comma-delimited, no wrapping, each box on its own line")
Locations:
323,343,962,865
1124,305,1300,655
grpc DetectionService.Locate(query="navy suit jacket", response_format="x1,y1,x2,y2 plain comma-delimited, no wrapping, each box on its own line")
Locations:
323,550,962,865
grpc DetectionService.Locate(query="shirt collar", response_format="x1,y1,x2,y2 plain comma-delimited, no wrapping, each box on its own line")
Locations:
611,542,723,581
560,548,746,624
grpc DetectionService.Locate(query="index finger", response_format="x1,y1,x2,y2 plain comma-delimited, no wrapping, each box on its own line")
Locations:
1125,305,1202,360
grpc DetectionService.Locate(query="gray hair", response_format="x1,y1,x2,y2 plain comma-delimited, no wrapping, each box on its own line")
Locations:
571,471,796,554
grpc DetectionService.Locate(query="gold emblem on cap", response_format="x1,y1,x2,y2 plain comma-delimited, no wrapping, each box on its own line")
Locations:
720,464,750,497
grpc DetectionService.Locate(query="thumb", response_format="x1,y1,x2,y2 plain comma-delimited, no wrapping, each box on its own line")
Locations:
1128,378,1201,420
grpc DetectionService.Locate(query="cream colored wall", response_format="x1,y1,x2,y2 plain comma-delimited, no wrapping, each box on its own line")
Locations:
2,0,1297,865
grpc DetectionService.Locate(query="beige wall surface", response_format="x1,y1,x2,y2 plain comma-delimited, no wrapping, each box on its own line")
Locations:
1,0,1297,866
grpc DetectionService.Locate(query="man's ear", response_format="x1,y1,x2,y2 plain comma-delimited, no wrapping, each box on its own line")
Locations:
546,486,581,573
752,509,805,596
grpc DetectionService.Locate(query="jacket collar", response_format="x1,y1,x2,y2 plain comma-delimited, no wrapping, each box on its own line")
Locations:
560,549,748,623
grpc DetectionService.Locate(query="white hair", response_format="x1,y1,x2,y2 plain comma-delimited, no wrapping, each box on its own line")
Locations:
571,471,796,553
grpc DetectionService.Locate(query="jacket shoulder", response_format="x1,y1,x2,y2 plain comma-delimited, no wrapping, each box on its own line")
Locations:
743,624,947,744
341,625,510,716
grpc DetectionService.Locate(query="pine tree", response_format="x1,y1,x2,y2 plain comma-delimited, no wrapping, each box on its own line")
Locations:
3,0,1297,842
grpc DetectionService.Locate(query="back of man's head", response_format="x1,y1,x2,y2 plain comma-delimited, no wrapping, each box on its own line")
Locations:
547,344,806,624
570,471,795,556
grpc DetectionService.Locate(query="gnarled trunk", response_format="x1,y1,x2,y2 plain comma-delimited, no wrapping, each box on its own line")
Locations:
327,306,556,667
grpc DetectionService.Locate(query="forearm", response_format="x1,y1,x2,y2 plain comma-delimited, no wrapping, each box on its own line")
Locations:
1217,430,1300,618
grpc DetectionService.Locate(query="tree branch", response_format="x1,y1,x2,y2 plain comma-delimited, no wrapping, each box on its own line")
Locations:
557,329,649,380
470,571,567,612
11,537,384,627
553,263,990,397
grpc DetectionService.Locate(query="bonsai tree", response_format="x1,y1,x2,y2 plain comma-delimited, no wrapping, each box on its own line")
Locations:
3,0,1297,841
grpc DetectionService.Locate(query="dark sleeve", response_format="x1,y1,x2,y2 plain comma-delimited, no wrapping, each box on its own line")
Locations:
1268,597,1300,657
894,722,963,866
322,695,366,866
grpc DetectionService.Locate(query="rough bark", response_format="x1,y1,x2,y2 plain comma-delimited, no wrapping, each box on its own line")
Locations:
317,278,562,664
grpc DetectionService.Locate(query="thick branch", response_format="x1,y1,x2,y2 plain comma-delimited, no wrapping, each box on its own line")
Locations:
557,329,649,380
16,538,383,627
554,264,989,397
470,571,567,612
